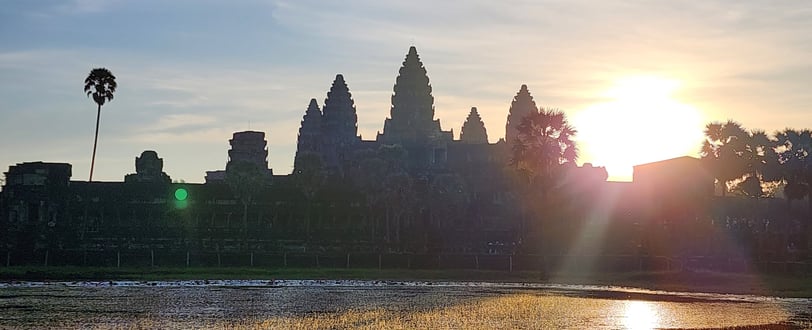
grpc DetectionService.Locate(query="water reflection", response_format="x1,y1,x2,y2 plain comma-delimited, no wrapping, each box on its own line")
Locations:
622,301,658,330
0,281,806,329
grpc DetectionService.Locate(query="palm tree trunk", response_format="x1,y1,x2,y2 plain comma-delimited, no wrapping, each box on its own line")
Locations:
806,194,812,236
395,213,401,243
89,103,101,181
305,200,312,238
242,202,249,239
385,207,391,242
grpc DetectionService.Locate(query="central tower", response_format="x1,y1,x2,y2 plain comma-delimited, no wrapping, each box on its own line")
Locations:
376,46,452,171
378,46,447,145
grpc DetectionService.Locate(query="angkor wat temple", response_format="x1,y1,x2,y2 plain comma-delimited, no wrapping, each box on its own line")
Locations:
6,46,777,267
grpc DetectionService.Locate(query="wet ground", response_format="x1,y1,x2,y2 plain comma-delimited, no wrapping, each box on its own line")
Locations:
0,280,810,329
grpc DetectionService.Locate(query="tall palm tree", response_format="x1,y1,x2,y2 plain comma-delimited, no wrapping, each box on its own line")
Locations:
700,120,750,196
83,68,117,181
774,129,812,212
510,107,578,194
510,108,577,253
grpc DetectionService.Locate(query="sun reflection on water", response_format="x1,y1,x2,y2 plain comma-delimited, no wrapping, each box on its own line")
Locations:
622,300,659,330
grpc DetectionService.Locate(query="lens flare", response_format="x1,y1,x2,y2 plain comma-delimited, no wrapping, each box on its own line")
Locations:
174,188,188,201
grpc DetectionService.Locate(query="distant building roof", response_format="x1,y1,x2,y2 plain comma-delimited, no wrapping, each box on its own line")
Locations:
632,155,713,202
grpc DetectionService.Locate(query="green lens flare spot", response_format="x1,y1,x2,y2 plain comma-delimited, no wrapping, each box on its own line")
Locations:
174,188,188,201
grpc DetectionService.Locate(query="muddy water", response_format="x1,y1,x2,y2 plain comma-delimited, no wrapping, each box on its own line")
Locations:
0,281,810,329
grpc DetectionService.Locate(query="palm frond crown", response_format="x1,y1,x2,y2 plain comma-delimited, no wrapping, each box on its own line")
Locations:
84,68,117,106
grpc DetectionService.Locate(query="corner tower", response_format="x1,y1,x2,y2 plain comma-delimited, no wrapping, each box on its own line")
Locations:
505,84,538,145
294,98,323,172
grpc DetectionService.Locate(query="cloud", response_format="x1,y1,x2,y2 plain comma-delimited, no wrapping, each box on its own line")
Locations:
135,114,219,135
2,1,812,181
59,0,120,14
7,0,122,18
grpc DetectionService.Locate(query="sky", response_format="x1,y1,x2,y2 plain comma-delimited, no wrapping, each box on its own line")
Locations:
1,0,811,182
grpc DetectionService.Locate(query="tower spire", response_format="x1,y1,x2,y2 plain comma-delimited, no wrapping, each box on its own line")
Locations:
380,46,438,144
320,74,360,172
461,107,489,144
322,74,358,142
505,84,538,145
294,98,323,172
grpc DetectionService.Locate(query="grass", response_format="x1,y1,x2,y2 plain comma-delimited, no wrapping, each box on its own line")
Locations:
83,295,797,330
1,266,811,297
1,267,807,329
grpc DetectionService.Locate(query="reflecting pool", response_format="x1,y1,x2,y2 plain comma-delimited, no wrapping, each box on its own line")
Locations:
0,280,809,329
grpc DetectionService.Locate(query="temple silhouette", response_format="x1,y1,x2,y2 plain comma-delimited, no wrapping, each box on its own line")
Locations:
1,46,800,271
293,46,499,177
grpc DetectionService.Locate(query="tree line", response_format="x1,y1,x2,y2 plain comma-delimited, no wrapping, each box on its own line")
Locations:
71,66,807,257
702,121,812,205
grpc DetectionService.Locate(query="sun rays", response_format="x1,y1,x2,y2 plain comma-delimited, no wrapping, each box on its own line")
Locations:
573,75,706,181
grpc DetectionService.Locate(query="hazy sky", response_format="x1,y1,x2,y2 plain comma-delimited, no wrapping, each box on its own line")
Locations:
1,0,811,182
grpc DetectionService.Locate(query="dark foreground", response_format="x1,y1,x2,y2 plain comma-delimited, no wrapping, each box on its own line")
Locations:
0,280,810,329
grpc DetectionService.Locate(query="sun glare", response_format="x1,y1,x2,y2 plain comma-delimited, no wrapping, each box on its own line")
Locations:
622,300,659,330
572,76,705,181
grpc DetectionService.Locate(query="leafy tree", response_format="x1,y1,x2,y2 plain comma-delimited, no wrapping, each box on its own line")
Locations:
733,175,765,198
428,173,468,228
754,131,783,183
350,144,413,245
737,130,780,198
701,121,746,196
83,68,117,181
423,173,468,251
226,161,268,238
376,145,413,244
292,152,325,237
774,129,812,213
351,150,387,240
382,170,415,244
701,121,777,196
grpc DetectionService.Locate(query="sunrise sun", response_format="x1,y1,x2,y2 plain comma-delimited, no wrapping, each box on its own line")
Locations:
572,76,705,181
